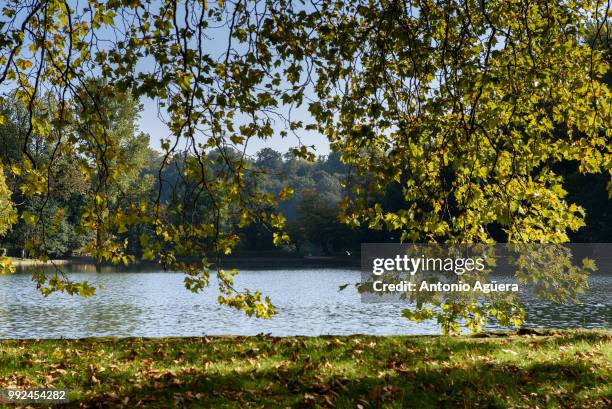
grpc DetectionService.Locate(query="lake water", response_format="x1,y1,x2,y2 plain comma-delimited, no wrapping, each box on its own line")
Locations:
0,267,610,338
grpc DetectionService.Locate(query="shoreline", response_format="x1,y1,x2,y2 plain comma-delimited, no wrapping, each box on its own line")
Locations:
10,255,361,270
7,257,72,267
0,328,609,341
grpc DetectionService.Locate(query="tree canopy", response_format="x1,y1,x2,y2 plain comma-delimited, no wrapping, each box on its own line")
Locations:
0,164,16,272
0,165,16,237
0,0,610,332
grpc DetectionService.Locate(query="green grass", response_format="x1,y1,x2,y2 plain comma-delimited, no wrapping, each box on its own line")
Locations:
0,330,610,408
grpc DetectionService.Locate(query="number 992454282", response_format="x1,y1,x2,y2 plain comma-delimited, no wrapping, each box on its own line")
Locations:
0,388,69,404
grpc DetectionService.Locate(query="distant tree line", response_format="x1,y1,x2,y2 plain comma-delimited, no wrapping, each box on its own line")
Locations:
0,92,609,260
0,92,386,259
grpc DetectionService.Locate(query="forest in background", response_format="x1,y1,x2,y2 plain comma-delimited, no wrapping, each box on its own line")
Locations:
1,93,610,261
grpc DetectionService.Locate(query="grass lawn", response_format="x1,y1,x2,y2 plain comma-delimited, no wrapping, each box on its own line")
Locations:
0,330,610,408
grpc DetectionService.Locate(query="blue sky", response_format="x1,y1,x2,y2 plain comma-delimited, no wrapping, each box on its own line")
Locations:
131,1,330,157
138,96,330,157
1,1,331,158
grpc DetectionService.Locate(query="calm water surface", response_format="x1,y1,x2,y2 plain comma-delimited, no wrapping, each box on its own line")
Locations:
0,267,609,338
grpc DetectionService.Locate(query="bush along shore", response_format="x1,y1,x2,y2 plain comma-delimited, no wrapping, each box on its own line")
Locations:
0,330,610,408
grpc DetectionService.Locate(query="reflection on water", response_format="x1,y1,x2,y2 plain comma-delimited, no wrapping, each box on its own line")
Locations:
519,274,611,329
0,267,609,338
